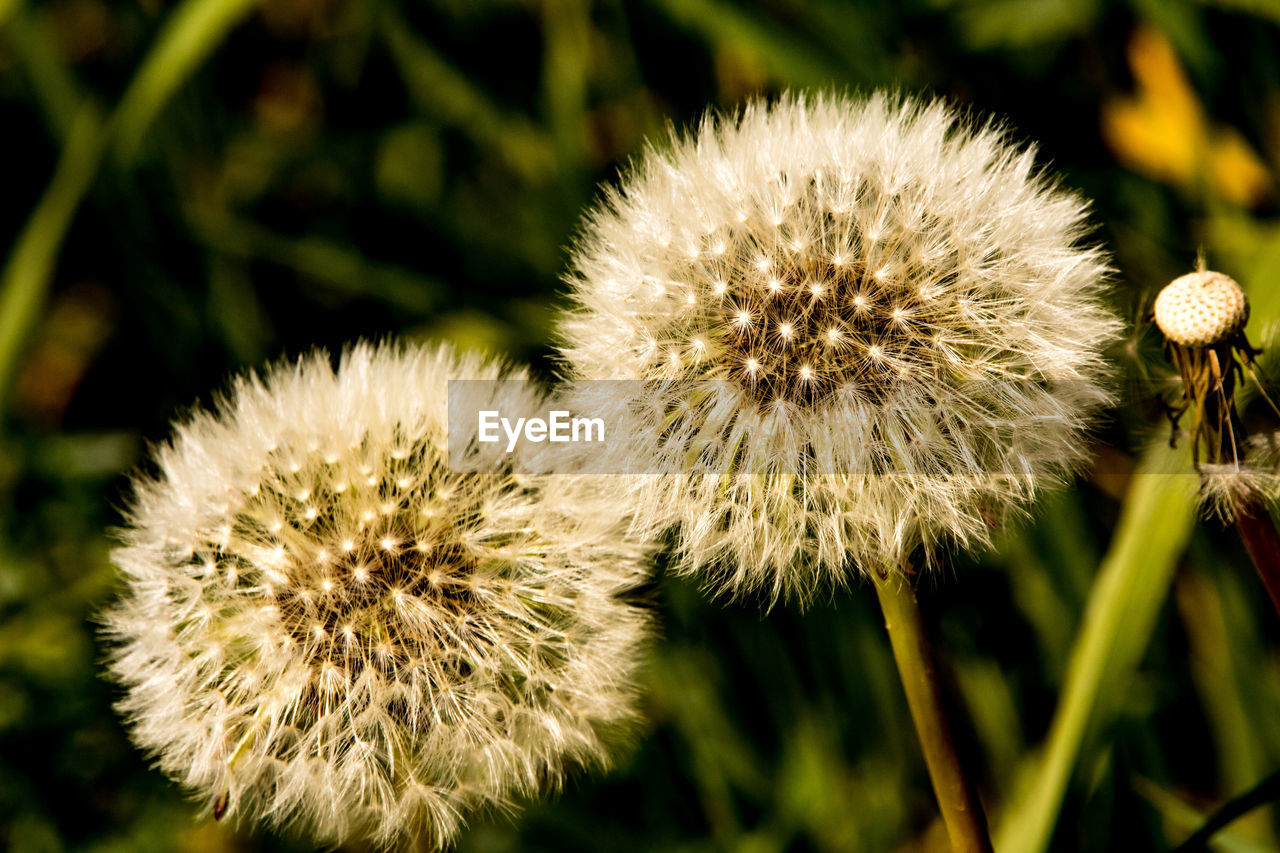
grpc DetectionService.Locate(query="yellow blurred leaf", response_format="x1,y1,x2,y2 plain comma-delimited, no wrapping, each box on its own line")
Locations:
1211,126,1275,208
1101,26,1272,206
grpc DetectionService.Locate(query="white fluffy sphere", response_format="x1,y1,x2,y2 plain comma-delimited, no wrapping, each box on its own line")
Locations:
103,342,652,848
558,92,1119,601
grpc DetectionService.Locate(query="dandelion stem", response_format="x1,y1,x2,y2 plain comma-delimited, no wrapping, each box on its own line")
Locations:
1234,499,1280,620
873,572,993,853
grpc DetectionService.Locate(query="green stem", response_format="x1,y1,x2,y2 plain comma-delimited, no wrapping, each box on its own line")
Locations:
995,447,1198,853
873,572,993,853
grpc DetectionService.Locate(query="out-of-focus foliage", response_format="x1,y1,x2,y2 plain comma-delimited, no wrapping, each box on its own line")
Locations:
3,0,1280,851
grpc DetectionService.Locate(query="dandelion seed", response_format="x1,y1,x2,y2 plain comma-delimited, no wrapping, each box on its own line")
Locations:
102,343,651,849
558,92,1118,601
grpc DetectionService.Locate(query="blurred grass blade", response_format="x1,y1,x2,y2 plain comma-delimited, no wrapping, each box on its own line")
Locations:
1170,769,1280,852
190,211,444,314
112,0,260,163
995,442,1198,853
0,104,107,414
540,0,590,170
380,9,555,183
1175,559,1276,842
1136,777,1277,853
1201,0,1280,27
1,0,258,413
1,6,85,140
648,0,839,87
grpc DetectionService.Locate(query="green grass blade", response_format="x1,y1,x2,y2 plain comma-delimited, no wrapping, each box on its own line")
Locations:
1,6,85,140
647,0,841,88
0,0,260,414
0,104,107,414
189,212,444,314
1135,777,1277,853
111,0,260,163
995,442,1198,853
380,9,556,183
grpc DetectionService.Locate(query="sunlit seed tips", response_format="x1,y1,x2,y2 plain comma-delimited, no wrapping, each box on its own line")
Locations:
557,91,1120,600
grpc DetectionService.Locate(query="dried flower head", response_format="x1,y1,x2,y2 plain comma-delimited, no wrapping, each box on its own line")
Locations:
1154,270,1249,347
102,342,651,849
1153,266,1280,521
559,92,1118,601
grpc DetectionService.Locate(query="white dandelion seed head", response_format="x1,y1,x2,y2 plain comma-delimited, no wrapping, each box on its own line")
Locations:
558,92,1120,601
102,342,652,848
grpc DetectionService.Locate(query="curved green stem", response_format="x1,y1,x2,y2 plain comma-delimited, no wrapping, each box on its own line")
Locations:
874,572,993,853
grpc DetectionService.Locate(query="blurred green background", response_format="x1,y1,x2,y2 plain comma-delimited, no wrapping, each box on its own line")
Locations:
4,0,1280,851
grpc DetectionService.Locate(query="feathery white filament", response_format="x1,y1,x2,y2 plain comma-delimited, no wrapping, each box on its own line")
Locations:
103,343,651,848
559,92,1119,601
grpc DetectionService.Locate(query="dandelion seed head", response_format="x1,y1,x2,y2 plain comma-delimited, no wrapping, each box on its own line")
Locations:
559,92,1119,600
102,343,651,848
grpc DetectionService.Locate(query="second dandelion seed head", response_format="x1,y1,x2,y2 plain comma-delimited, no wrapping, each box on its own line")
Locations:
561,92,1120,600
